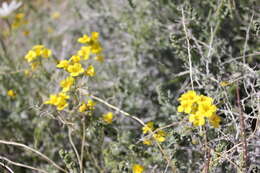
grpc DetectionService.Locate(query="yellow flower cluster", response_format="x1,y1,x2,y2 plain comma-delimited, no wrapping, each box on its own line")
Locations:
177,90,221,128
24,45,52,70
132,164,144,173
44,92,69,110
78,99,96,113
56,32,104,78
7,89,16,98
45,32,103,111
102,112,114,124
142,122,167,145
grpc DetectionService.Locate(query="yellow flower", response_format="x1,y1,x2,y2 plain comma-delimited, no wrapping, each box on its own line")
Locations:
197,95,213,104
25,50,37,62
78,103,87,112
77,46,91,60
94,55,104,62
86,99,96,111
90,42,102,54
51,12,60,20
132,164,144,173
44,92,69,111
41,48,52,58
178,90,199,103
143,139,152,145
102,112,114,124
142,122,154,134
153,130,166,143
44,94,58,105
209,114,221,128
91,32,99,41
197,102,217,118
78,34,91,44
7,90,16,98
67,63,84,76
32,45,45,56
70,55,81,63
189,114,205,126
177,100,193,114
85,65,95,77
56,60,69,69
60,76,75,92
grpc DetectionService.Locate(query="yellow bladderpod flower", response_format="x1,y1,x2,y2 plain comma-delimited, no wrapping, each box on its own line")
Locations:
178,90,199,103
41,48,52,58
79,99,96,112
197,95,213,104
102,112,114,124
70,55,81,63
77,46,91,60
7,90,16,98
132,164,144,173
209,114,221,128
32,45,45,56
189,113,205,126
24,50,37,62
153,130,166,143
78,103,87,112
177,100,194,114
56,60,69,69
67,63,84,76
197,102,217,118
86,99,96,111
143,139,152,145
44,92,69,110
78,34,91,44
142,122,154,134
91,32,99,41
90,42,102,54
60,76,75,92
85,65,95,77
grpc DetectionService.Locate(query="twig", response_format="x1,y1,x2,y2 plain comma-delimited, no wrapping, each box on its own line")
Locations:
0,161,14,173
181,7,194,90
68,128,82,173
242,12,254,64
236,84,249,169
203,128,210,173
80,118,86,173
0,156,48,173
89,94,145,126
0,140,67,173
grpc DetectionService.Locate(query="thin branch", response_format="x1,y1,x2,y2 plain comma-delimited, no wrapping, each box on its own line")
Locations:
0,162,14,173
181,7,194,90
0,140,67,173
0,156,48,173
242,12,254,64
80,118,86,173
236,84,249,169
68,127,82,172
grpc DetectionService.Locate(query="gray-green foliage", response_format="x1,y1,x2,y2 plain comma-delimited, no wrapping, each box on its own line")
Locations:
0,0,259,172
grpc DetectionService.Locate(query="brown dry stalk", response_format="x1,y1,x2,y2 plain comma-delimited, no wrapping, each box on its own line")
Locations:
0,140,67,173
236,84,249,169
